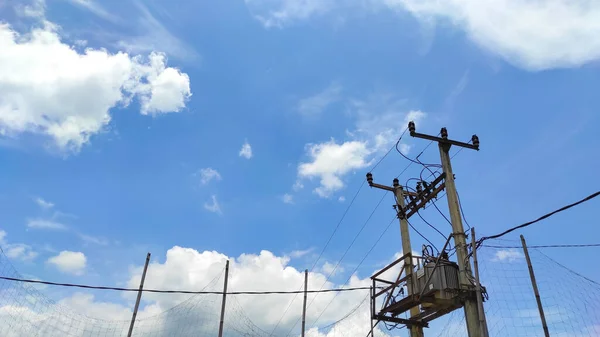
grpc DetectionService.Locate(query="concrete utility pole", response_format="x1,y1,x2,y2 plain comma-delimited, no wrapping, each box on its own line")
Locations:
521,235,550,337
366,174,423,337
438,142,481,337
301,269,308,337
409,122,481,337
394,180,424,337
127,252,151,337
218,260,230,337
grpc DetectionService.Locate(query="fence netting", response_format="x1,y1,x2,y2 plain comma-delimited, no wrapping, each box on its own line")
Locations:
0,239,598,337
434,239,600,337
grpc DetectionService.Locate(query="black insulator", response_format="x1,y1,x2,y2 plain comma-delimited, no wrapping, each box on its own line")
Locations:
440,251,449,260
408,121,416,133
392,178,400,187
472,134,480,148
366,172,373,185
441,127,448,139
416,182,423,193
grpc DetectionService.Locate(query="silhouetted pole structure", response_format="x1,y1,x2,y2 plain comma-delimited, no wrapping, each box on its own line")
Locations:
127,252,151,337
366,173,423,337
218,260,230,337
409,122,482,337
521,235,550,337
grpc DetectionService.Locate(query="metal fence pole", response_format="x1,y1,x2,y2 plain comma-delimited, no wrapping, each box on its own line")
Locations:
127,252,151,337
521,235,550,337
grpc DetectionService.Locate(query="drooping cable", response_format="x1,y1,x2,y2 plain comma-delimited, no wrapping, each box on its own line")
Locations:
479,190,600,243
407,218,439,254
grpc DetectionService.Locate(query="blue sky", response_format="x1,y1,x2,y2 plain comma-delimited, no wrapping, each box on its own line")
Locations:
0,0,599,336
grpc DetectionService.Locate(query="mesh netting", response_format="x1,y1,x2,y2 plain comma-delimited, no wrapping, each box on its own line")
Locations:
1,240,598,337
434,239,600,337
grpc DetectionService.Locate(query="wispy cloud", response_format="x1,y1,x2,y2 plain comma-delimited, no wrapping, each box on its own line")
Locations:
197,168,222,185
239,141,253,159
204,195,222,214
79,234,109,246
27,219,68,231
244,0,335,28
117,0,197,60
67,0,119,23
297,82,342,117
282,193,294,204
34,197,54,210
289,248,314,259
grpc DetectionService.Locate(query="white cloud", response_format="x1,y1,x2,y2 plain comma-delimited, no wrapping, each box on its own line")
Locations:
338,196,345,202
5,244,38,261
297,82,342,117
47,251,87,275
124,247,377,334
197,168,222,185
239,141,253,159
385,0,600,70
0,230,38,261
203,195,222,214
0,22,191,152
298,139,372,197
26,218,67,231
0,244,395,337
34,197,54,210
321,261,343,276
492,249,523,262
295,92,427,198
282,193,294,204
244,0,335,28
137,53,192,115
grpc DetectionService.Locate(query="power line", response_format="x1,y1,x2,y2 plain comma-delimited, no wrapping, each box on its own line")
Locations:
0,276,375,295
407,218,440,254
371,128,408,172
285,192,389,336
307,215,398,331
482,243,600,249
479,190,600,243
275,130,407,336
268,281,304,336
416,210,447,240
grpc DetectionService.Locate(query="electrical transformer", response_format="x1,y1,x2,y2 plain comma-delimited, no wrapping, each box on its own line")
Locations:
414,261,460,308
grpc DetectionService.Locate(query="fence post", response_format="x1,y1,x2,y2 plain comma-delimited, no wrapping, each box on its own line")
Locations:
471,228,489,337
127,252,151,337
521,235,550,337
218,260,230,337
301,269,308,337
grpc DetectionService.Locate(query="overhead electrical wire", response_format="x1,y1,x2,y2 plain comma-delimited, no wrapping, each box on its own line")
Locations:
483,243,600,249
407,218,440,254
372,127,408,172
285,193,390,336
0,276,376,295
478,190,600,243
305,215,399,333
